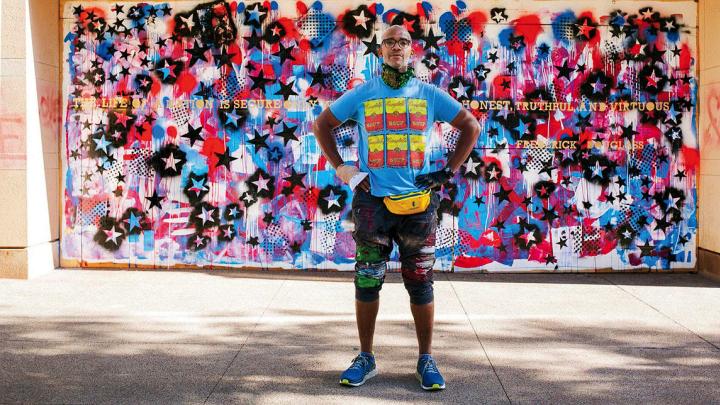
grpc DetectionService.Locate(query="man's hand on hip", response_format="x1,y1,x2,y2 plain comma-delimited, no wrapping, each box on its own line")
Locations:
414,167,454,190
337,164,371,192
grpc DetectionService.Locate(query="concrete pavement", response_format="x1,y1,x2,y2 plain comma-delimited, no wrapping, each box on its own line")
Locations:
0,270,719,404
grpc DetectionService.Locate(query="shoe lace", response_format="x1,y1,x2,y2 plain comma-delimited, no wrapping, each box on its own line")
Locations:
422,358,439,374
350,355,369,371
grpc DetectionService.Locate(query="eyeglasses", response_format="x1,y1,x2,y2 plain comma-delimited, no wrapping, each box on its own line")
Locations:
382,38,411,48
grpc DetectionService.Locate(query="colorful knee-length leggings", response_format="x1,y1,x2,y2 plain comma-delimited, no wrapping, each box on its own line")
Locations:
351,189,439,305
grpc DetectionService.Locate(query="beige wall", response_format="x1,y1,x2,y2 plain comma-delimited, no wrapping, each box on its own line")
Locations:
0,0,59,278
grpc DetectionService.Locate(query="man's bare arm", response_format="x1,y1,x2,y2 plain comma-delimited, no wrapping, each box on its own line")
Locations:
446,108,481,172
313,108,371,192
312,108,344,169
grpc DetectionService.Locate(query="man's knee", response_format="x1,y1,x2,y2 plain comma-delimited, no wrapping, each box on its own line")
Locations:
355,261,386,302
404,280,434,305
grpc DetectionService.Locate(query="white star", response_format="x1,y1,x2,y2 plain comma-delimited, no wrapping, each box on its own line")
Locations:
253,174,270,192
486,166,500,179
228,207,239,217
197,206,216,226
664,20,676,31
592,161,604,178
453,82,469,98
521,232,536,244
104,226,123,245
193,235,205,247
622,230,633,239
353,10,369,30
465,158,482,175
163,152,179,171
271,26,282,37
491,10,505,23
180,15,195,30
223,227,234,238
324,190,341,208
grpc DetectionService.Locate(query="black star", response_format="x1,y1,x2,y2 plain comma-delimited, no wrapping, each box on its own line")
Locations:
244,30,263,51
275,123,299,145
266,115,280,127
362,35,380,56
248,130,269,152
555,60,574,80
283,168,306,190
675,170,686,180
487,50,499,63
494,186,511,203
146,191,164,210
187,40,209,67
309,66,330,88
213,47,236,68
474,196,485,205
301,219,312,231
273,42,295,64
263,211,275,224
215,148,237,170
250,70,274,91
182,124,204,147
247,236,260,246
557,238,568,248
275,79,298,100
654,216,672,232
422,28,443,50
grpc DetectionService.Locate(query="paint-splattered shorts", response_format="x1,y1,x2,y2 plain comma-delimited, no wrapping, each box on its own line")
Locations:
351,189,440,305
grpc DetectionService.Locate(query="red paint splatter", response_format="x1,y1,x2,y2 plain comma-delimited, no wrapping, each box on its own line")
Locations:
167,126,177,139
201,136,226,174
511,15,542,46
466,11,487,36
296,1,308,15
679,43,692,70
176,71,197,95
454,255,493,268
681,146,699,171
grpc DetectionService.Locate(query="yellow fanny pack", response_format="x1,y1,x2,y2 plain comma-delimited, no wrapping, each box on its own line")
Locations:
383,189,431,215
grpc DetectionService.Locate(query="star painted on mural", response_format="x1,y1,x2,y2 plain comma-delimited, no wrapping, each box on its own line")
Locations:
182,124,204,147
555,60,574,80
250,70,274,91
464,157,482,175
196,206,216,226
244,29,263,50
487,50,499,63
163,152,180,171
146,191,164,210
104,226,123,245
452,82,470,99
473,64,491,81
188,177,208,197
422,28,443,50
253,173,271,192
591,78,605,94
275,79,298,100
309,65,330,88
324,190,341,209
215,148,237,170
187,40,210,67
362,35,380,56
575,19,595,39
248,130,269,152
491,8,508,23
486,165,500,180
93,135,111,154
275,123,299,145
272,42,295,64
422,53,440,70
213,47,236,68
127,212,141,231
353,9,370,29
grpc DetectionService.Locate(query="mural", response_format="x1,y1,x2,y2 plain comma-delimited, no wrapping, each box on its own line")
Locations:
61,0,698,271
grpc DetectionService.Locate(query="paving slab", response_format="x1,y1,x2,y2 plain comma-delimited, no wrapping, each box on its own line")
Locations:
482,343,720,403
246,274,473,349
0,341,238,404
597,273,720,347
0,270,285,344
448,273,710,348
206,345,508,404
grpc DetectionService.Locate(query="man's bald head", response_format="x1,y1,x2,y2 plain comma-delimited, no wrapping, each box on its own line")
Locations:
382,25,411,42
381,25,413,70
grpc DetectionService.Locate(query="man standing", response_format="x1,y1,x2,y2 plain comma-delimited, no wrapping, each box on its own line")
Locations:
313,25,480,391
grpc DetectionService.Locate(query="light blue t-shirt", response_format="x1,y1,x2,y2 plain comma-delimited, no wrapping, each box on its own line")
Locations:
329,77,462,197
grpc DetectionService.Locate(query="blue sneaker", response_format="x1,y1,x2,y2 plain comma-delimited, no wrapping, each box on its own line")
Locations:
416,354,446,391
340,353,377,386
